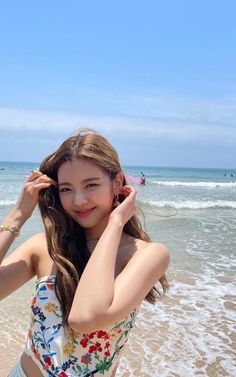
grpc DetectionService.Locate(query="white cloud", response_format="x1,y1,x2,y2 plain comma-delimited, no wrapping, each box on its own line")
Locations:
0,105,235,146
120,93,236,127
0,108,79,133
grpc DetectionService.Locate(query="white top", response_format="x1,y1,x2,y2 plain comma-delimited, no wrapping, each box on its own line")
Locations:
24,275,139,376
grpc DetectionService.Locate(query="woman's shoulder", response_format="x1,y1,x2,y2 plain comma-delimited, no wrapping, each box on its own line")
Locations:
27,232,54,276
124,233,167,251
121,234,168,265
24,232,48,262
0,232,50,298
26,232,47,250
134,239,168,257
122,238,169,283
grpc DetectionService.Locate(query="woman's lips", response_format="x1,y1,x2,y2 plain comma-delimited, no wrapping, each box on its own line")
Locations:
75,207,96,217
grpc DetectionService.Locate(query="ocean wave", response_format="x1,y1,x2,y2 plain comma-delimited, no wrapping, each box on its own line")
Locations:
150,180,236,188
0,199,16,207
141,199,236,209
118,269,236,377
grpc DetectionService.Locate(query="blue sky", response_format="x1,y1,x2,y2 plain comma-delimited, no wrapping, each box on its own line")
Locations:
0,0,235,168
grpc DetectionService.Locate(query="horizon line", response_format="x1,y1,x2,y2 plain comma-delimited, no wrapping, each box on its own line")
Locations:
0,160,235,171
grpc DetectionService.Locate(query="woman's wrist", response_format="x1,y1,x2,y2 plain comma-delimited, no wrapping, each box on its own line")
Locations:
4,208,28,229
108,213,124,230
0,225,21,237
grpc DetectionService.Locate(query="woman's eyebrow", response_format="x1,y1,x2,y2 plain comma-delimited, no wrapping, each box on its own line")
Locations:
58,182,72,187
82,177,101,183
58,177,101,187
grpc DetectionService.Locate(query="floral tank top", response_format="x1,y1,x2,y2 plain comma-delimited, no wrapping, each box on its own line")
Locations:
24,275,139,376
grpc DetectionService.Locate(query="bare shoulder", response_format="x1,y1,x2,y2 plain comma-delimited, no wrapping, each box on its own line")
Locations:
29,232,55,277
13,231,48,263
135,238,167,251
28,231,46,243
124,234,169,257
1,231,47,266
120,235,169,274
28,231,47,253
134,240,169,265
0,232,48,300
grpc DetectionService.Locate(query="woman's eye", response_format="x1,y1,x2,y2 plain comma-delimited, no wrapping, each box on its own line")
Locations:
86,183,99,189
59,188,70,193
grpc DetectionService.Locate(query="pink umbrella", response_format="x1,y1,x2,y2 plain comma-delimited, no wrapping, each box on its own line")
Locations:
125,175,141,184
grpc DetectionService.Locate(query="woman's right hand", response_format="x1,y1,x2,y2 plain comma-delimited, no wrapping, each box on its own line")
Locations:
13,170,56,220
109,185,137,227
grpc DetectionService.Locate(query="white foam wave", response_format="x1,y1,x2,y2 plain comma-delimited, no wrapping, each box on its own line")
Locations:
151,180,236,188
0,199,16,206
142,199,236,209
117,269,236,377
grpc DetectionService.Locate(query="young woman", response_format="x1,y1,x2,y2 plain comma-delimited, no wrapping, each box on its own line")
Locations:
0,129,169,377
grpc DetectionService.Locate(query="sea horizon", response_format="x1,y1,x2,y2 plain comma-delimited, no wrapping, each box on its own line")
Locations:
1,159,236,171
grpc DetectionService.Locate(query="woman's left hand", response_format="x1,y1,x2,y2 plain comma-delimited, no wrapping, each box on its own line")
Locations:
109,185,137,227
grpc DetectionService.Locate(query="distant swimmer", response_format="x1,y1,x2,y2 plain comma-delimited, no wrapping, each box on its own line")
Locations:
140,172,146,186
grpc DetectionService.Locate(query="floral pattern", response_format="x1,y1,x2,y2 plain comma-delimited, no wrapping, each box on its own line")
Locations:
25,275,139,376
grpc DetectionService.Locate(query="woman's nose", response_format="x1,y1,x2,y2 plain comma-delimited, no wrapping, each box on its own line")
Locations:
72,191,88,206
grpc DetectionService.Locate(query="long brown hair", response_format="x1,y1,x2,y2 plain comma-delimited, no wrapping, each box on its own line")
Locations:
38,128,168,325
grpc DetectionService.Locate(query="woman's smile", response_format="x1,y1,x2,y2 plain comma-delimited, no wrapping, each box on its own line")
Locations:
75,207,96,217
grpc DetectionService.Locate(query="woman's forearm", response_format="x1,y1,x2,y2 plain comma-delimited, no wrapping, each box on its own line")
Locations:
1,170,54,265
70,217,123,320
0,209,26,264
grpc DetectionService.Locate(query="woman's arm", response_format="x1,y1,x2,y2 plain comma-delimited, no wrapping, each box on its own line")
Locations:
68,187,170,333
69,216,123,330
0,170,55,299
0,209,27,265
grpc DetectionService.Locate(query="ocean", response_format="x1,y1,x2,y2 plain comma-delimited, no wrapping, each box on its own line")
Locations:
0,161,235,376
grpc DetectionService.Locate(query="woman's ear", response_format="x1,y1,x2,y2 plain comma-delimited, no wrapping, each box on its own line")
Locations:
113,172,123,194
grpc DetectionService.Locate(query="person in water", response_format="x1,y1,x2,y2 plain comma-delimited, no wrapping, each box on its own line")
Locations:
0,129,169,377
140,172,146,186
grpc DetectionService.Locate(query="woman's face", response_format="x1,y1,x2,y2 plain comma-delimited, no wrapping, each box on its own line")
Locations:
57,159,118,236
